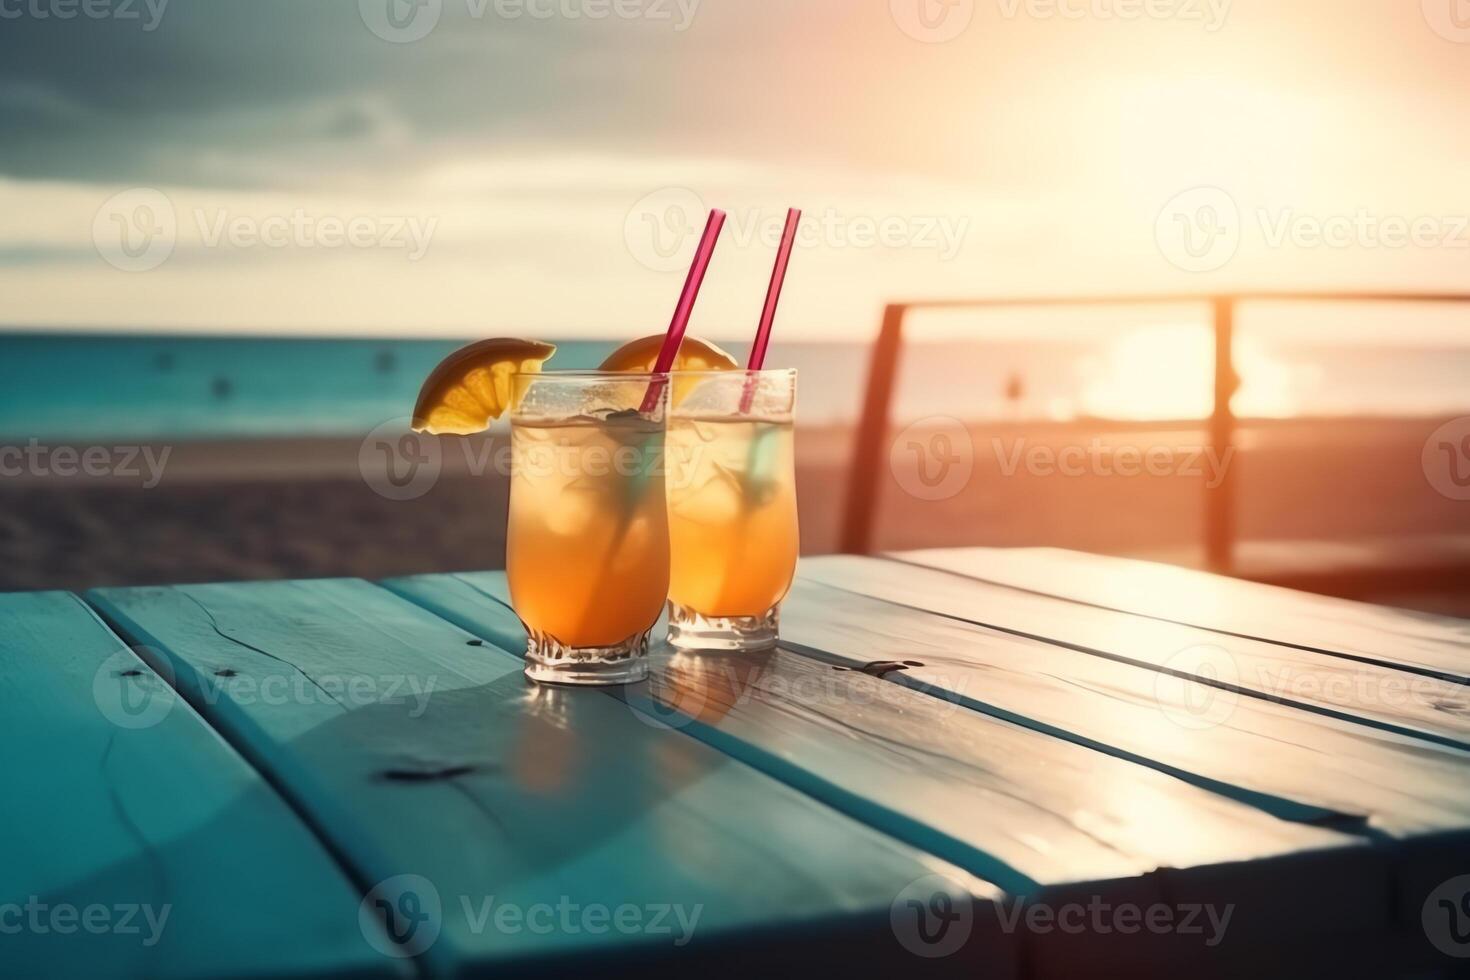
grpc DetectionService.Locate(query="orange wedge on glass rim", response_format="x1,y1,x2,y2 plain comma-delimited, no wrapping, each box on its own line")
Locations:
412,338,557,434
598,334,739,373
599,334,739,405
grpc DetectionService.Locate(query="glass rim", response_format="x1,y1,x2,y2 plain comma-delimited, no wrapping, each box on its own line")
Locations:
511,370,669,382
511,368,796,380
658,368,798,380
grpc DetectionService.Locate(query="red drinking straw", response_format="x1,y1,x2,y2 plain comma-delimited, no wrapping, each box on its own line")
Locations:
740,207,801,412
639,208,727,413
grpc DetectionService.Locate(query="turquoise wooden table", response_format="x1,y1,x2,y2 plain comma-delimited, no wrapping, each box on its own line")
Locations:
5,548,1470,978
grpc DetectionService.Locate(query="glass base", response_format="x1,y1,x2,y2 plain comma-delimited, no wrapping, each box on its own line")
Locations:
524,629,650,686
666,603,780,652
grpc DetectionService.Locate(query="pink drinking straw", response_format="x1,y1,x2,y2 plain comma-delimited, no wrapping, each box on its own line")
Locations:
639,208,727,413
740,207,801,412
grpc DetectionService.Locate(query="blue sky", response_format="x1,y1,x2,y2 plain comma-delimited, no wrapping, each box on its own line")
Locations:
2,0,1468,339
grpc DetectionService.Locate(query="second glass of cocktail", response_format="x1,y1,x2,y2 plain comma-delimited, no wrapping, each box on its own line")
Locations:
507,372,670,684
665,369,798,651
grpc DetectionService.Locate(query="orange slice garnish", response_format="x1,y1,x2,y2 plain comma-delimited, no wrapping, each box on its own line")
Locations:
598,334,739,373
600,334,740,406
412,338,557,434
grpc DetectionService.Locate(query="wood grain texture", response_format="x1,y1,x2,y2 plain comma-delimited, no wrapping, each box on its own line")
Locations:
385,571,1389,959
846,554,1470,752
0,591,398,980
790,558,1470,939
795,558,1470,842
88,578,1007,979
898,546,1470,684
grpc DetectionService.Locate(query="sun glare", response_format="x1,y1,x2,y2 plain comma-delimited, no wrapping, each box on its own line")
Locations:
1081,324,1298,421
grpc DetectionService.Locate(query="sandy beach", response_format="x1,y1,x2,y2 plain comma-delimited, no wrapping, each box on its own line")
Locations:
3,415,1467,614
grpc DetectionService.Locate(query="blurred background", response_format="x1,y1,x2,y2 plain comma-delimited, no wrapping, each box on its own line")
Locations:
1,0,1468,613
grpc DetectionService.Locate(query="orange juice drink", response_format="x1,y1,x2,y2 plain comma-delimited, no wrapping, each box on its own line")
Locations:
665,370,798,651
507,373,669,684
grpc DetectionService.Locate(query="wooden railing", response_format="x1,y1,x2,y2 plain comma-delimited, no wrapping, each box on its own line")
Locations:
839,291,1470,574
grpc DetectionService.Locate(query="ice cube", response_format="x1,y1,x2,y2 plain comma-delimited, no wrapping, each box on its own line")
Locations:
672,463,744,525
543,476,604,536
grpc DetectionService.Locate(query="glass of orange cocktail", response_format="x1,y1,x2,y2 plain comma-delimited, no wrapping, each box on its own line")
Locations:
507,372,670,684
664,369,798,651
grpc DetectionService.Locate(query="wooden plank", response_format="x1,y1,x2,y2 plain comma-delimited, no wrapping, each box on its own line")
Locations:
797,556,1470,840
791,558,1470,942
0,591,399,979
898,546,1470,684
87,579,1010,979
837,554,1470,752
385,571,1395,969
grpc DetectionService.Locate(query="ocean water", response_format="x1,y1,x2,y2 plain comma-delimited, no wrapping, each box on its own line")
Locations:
2,332,1467,440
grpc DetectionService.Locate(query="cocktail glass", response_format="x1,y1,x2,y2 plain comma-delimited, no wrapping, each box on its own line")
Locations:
507,372,670,684
664,369,798,651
